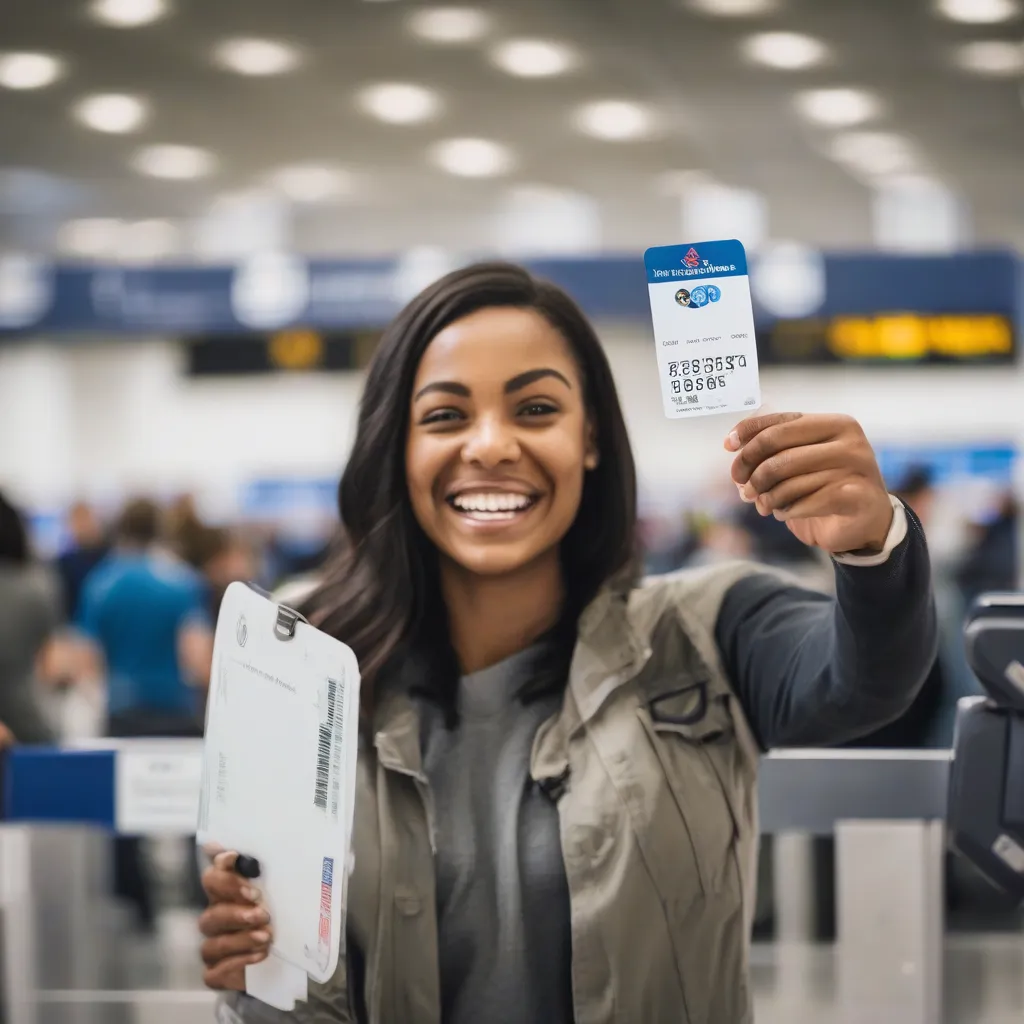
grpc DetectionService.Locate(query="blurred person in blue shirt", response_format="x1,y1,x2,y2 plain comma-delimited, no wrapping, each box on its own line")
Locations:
77,498,213,731
76,497,214,931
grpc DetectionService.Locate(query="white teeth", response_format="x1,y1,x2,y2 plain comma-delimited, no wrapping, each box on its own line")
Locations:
451,492,533,513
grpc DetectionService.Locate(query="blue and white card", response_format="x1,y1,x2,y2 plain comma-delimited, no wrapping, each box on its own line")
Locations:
643,239,761,420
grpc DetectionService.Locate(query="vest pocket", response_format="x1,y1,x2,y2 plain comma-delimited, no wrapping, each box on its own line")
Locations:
637,684,740,899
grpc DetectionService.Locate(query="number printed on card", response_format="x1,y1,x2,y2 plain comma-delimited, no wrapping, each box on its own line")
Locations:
643,239,762,420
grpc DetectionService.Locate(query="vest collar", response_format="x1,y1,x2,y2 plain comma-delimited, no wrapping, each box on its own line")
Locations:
569,578,652,726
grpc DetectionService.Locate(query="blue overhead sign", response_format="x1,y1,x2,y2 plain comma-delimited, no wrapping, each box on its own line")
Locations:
0,250,1018,364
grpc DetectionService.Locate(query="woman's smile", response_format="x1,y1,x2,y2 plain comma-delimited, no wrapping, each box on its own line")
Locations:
445,487,544,529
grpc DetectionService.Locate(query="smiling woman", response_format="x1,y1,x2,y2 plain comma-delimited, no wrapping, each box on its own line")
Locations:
306,264,637,714
198,261,938,1024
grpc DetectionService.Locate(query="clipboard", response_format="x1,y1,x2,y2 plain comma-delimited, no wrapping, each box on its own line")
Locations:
197,582,361,1010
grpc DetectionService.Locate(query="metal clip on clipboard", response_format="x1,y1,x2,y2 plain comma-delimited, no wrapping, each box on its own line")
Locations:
244,581,309,642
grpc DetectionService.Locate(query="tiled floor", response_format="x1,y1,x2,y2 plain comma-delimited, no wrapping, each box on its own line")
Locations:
23,907,1024,1024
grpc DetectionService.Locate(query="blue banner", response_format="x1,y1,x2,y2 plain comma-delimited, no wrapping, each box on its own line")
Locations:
0,249,1018,338
876,444,1017,488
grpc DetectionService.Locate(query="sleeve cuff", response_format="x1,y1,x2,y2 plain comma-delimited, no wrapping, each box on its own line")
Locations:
832,494,909,568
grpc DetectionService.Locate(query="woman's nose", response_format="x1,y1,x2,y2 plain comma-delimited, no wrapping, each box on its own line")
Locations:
462,416,520,467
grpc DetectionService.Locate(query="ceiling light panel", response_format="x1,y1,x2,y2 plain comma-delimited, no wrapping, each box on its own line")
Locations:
954,40,1024,75
742,31,828,70
686,0,778,15
89,0,169,27
830,132,918,177
490,39,578,78
935,0,1020,23
429,138,514,177
131,144,216,180
0,52,64,90
267,165,354,203
57,218,123,258
357,82,441,124
795,88,880,127
575,100,655,141
214,38,302,77
73,93,149,133
408,7,491,44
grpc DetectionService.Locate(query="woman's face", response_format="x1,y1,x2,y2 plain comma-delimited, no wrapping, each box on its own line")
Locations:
405,306,597,580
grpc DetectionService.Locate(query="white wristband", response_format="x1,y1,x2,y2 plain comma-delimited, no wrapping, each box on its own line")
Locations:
832,494,909,567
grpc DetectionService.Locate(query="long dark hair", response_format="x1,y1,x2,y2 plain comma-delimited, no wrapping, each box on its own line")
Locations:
305,262,639,723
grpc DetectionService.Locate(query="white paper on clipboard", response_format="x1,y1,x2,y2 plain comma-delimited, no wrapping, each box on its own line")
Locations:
197,582,360,1009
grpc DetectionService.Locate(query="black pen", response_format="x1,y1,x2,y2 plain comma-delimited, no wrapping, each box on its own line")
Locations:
234,854,262,881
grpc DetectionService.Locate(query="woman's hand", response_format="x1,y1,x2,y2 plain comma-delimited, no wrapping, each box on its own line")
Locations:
726,412,894,555
199,849,273,991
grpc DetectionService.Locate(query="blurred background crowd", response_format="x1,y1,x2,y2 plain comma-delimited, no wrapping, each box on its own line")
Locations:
0,462,1017,756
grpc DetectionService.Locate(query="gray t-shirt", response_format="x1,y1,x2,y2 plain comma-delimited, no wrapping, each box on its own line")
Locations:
225,645,576,1024
419,646,574,1024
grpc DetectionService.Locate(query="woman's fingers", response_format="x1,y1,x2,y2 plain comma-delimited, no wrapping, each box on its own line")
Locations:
203,861,261,905
203,951,269,992
198,901,270,938
200,925,273,968
754,469,845,516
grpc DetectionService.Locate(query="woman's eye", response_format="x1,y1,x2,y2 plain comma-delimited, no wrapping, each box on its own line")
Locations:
421,408,464,425
519,402,559,417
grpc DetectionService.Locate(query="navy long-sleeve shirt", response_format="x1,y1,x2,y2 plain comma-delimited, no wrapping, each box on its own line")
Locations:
717,504,936,749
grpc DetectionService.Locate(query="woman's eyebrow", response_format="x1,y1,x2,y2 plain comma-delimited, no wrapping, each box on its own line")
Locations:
413,381,471,402
504,368,572,393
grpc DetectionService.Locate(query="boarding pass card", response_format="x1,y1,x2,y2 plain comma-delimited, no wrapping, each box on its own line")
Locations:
644,239,761,420
198,582,361,993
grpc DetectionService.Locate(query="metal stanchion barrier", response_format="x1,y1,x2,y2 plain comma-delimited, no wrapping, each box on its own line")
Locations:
0,742,952,1024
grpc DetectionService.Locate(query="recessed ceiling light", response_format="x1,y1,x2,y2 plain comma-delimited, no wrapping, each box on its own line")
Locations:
795,88,880,127
73,93,149,133
954,40,1024,74
742,31,828,69
936,0,1019,23
267,164,355,203
830,132,917,177
131,144,216,180
408,7,491,44
0,52,64,90
575,100,655,141
654,169,716,196
357,82,441,124
214,38,302,76
686,0,777,15
57,218,124,258
89,0,169,27
490,39,578,78
118,219,181,261
429,138,514,177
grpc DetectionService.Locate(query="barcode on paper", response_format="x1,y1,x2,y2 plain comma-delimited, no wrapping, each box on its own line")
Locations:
314,677,340,811
329,679,343,821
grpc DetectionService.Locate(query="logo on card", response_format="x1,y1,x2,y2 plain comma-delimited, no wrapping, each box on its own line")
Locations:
682,247,701,268
236,615,248,648
675,284,722,309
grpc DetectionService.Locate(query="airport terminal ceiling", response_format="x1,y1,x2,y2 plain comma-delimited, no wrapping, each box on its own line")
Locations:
1,0,1024,256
